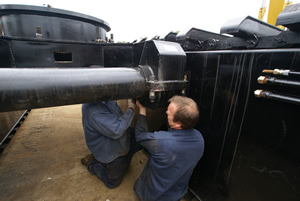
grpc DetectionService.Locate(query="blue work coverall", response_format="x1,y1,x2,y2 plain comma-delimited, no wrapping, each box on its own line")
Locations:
134,114,204,201
82,101,141,188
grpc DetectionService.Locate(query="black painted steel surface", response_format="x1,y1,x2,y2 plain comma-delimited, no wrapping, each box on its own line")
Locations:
186,49,300,201
0,4,110,41
0,68,145,112
0,3,300,201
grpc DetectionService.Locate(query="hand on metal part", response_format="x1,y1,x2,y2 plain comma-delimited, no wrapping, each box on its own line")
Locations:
127,99,136,111
136,100,146,116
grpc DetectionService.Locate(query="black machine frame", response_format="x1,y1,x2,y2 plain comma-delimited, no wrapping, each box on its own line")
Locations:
0,4,299,201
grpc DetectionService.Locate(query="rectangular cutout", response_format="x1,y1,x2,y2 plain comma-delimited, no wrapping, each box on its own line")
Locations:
53,51,73,63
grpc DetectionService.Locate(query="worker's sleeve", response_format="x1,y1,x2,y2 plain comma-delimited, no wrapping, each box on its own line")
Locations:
135,114,149,134
89,108,134,139
135,114,158,152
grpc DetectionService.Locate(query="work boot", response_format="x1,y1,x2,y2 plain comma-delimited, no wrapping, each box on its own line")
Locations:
81,154,95,166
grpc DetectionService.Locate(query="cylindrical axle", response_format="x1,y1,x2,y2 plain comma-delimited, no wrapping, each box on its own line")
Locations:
0,68,146,112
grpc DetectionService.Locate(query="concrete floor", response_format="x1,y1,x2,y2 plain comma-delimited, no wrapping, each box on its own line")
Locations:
0,104,190,201
0,105,148,201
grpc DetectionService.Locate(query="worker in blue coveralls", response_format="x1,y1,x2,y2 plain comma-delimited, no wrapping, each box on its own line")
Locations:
134,95,205,201
80,99,141,188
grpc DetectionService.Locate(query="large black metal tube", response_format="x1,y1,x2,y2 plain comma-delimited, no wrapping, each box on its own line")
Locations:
0,68,146,112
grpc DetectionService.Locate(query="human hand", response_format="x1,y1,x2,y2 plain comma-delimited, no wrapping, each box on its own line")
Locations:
127,99,136,111
136,100,146,116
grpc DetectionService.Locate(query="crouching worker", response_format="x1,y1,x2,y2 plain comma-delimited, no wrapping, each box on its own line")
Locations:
134,95,205,201
81,100,142,188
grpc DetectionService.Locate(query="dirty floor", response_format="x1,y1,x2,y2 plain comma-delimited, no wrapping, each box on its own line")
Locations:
0,104,189,201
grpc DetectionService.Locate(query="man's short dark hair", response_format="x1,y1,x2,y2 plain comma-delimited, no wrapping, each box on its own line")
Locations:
169,95,199,129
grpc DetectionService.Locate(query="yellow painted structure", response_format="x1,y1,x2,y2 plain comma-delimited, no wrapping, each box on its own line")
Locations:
259,0,293,29
267,0,285,25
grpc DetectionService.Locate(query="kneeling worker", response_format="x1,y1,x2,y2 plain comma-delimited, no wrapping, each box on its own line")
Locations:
81,100,141,188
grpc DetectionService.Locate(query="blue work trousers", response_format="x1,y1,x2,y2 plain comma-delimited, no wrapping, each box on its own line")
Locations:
87,127,142,188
